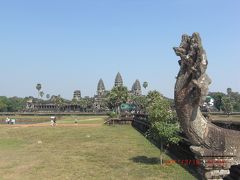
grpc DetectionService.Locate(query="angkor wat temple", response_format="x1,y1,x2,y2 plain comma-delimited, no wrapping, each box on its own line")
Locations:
26,72,142,112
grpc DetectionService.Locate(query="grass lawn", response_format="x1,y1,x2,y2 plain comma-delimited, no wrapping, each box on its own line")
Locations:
0,115,108,125
57,116,108,124
0,115,50,124
211,115,240,122
0,116,198,180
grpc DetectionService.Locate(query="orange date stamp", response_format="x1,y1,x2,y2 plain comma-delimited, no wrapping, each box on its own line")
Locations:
164,159,226,166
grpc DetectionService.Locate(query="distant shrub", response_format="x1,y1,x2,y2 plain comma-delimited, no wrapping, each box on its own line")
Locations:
107,111,117,118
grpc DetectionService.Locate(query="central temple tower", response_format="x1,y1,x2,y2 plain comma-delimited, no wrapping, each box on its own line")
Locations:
114,72,123,87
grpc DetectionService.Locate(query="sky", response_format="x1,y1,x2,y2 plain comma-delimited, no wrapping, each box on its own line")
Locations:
0,0,239,99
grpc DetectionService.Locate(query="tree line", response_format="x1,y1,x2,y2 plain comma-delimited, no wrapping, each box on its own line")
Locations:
0,96,27,112
209,88,240,114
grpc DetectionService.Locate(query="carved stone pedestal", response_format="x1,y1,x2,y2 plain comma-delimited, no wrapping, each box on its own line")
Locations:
191,146,235,179
197,156,234,179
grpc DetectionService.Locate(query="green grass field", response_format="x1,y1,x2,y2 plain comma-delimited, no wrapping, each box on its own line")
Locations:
57,116,108,124
0,115,50,124
0,116,198,180
211,115,240,123
0,115,108,124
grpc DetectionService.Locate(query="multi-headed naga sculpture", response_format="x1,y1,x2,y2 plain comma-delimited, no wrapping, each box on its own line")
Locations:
173,33,240,162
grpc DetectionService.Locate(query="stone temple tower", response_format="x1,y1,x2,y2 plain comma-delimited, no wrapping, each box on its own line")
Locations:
73,90,81,101
94,78,107,111
132,79,142,96
114,72,123,87
97,78,105,96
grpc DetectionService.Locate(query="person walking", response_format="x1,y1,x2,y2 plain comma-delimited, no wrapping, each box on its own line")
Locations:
6,117,10,124
50,116,56,126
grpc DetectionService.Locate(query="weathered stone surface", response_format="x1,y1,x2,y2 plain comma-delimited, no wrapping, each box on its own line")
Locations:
97,78,106,97
132,79,142,96
73,90,81,100
97,78,105,91
173,33,240,179
115,72,123,87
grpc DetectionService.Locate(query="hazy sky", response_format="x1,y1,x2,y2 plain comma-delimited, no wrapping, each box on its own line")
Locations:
0,0,239,99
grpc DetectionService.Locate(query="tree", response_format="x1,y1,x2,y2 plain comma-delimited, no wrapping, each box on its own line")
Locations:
222,96,233,116
36,84,42,98
130,95,147,113
39,91,44,99
72,98,79,105
85,97,94,110
146,90,163,105
233,103,240,112
79,98,87,112
8,97,26,112
54,95,64,112
71,98,80,111
227,88,232,96
0,96,27,112
107,86,129,115
228,91,240,112
232,93,240,112
209,91,240,112
208,92,225,111
146,91,181,165
143,81,148,89
46,94,50,100
0,97,8,112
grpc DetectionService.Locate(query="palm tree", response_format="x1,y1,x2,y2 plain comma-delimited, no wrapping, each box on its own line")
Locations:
222,96,233,116
36,84,42,98
143,81,148,89
72,98,80,111
54,95,64,112
131,95,147,113
79,98,88,112
39,91,44,99
107,86,129,115
46,94,50,100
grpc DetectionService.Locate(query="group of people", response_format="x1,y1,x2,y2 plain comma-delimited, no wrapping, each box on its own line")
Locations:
5,116,56,126
5,117,16,124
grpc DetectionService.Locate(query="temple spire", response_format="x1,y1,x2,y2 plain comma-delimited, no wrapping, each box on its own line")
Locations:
97,78,105,96
114,72,123,87
132,79,142,96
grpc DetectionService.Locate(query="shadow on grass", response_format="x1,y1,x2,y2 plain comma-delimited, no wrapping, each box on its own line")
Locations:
130,156,160,165
132,125,202,180
164,150,201,180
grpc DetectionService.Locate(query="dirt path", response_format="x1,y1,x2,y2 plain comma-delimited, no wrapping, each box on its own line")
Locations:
0,123,102,128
